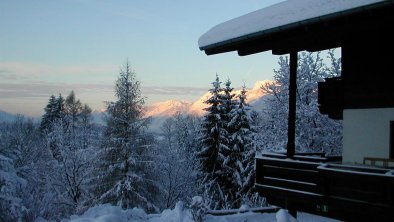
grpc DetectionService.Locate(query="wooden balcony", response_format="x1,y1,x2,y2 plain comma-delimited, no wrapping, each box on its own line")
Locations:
256,153,394,221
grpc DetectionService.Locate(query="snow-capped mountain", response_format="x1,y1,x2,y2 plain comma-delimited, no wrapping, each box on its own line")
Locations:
188,91,210,116
145,100,192,117
246,80,273,110
145,80,273,133
187,80,273,116
145,100,193,133
247,80,272,103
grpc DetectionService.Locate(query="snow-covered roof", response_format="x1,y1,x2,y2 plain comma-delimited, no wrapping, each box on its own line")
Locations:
199,0,387,54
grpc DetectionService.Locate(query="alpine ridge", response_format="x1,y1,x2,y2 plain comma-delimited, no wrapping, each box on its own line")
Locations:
145,80,273,133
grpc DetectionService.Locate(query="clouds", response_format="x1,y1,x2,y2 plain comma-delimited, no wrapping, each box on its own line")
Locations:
0,62,114,113
0,80,116,116
0,81,207,100
0,61,207,96
0,82,113,98
142,86,207,96
0,61,208,116
0,61,118,82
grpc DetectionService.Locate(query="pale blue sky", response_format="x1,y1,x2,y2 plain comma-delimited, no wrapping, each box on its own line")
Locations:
0,0,282,116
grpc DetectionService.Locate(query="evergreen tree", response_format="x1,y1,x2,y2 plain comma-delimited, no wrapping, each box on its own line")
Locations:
198,74,222,209
93,61,159,212
40,94,64,131
197,75,234,209
197,77,264,209
228,85,256,203
40,94,66,160
220,78,236,155
217,78,239,208
198,75,222,174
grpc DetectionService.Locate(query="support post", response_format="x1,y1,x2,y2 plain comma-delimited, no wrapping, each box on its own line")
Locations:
287,51,297,158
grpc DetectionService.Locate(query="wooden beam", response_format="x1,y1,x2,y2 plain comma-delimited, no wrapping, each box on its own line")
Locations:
287,51,297,158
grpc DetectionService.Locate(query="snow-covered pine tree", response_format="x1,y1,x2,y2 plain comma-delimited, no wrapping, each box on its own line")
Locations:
40,95,57,131
40,94,65,132
197,74,234,209
197,74,223,209
260,50,342,155
228,85,256,205
220,78,236,155
93,61,159,212
198,75,222,175
217,78,240,208
40,94,66,160
221,79,235,126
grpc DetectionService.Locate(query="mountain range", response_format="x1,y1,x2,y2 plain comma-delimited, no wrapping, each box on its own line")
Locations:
145,80,272,133
0,80,272,133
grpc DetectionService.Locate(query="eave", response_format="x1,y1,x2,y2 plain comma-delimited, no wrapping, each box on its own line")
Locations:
199,1,393,56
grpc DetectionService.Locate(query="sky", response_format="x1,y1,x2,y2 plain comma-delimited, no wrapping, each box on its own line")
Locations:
0,0,283,117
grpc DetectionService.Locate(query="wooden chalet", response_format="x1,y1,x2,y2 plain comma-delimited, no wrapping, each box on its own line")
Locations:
198,0,394,221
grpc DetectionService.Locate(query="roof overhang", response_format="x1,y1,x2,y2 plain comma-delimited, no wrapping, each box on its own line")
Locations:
199,0,393,56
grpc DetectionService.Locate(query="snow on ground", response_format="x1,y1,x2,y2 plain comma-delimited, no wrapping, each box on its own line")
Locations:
61,203,339,222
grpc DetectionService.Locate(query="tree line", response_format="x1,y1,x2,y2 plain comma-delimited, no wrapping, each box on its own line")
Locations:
0,51,342,221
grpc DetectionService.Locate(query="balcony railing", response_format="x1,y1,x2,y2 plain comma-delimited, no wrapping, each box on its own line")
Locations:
255,153,394,221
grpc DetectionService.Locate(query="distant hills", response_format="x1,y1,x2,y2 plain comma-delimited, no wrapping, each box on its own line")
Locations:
0,109,17,123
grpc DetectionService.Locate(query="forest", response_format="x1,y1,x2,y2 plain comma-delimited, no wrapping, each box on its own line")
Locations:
0,51,342,221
